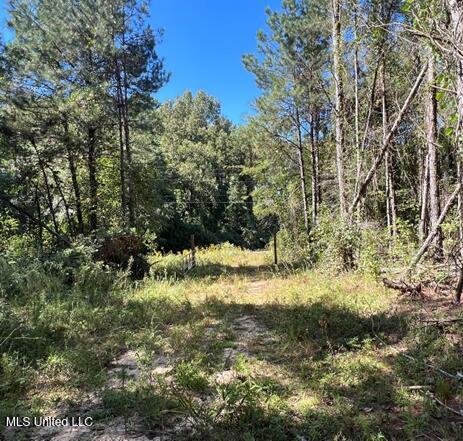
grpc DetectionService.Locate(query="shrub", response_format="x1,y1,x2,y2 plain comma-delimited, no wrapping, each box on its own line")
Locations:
311,214,360,272
175,360,209,392
357,226,388,276
96,234,149,279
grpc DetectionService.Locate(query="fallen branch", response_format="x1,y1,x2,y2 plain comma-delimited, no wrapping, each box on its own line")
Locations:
404,385,431,390
420,318,463,325
0,325,22,348
401,353,463,382
383,278,422,296
371,319,463,382
407,183,462,273
349,63,428,215
426,391,463,418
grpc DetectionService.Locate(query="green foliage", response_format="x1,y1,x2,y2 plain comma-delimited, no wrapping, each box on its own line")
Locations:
102,385,177,428
1,246,462,439
389,220,417,264
311,214,360,272
0,249,130,409
357,227,388,276
155,91,264,250
174,361,209,393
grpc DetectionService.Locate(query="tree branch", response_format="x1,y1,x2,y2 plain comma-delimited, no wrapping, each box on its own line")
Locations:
349,62,428,215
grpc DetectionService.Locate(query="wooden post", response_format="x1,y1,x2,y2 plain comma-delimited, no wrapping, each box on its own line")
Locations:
190,234,196,268
273,232,278,265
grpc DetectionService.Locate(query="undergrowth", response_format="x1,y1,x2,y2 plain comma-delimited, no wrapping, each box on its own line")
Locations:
1,244,462,440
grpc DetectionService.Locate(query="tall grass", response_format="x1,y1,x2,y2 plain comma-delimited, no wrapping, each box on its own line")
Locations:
1,244,462,440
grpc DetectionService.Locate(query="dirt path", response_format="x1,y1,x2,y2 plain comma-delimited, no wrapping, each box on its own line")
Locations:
18,273,276,441
23,350,166,441
7,249,462,441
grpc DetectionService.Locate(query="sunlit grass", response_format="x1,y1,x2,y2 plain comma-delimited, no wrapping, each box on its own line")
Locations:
2,245,463,440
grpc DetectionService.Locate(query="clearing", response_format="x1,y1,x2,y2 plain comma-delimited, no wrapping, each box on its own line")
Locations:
3,246,463,441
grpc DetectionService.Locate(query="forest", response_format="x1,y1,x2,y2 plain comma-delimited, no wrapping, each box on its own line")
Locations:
1,0,463,440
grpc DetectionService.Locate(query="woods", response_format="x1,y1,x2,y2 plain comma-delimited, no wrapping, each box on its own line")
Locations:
3,0,463,277
0,0,265,254
240,0,463,284
2,0,463,440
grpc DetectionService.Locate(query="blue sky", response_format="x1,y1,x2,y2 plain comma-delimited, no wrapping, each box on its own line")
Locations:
0,0,282,124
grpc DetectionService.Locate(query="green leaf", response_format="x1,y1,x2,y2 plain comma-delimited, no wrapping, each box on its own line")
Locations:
443,127,454,137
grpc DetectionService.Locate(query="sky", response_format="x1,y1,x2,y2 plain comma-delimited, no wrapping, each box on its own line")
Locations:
150,0,281,124
0,0,282,124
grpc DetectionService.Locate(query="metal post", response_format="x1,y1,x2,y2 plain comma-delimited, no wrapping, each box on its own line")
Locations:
273,231,278,265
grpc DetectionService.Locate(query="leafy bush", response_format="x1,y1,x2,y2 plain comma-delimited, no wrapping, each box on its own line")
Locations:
389,219,416,264
311,214,360,271
357,226,388,276
96,234,150,279
0,240,134,417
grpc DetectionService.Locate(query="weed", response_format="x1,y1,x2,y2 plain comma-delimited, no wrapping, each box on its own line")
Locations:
2,245,463,440
175,361,209,393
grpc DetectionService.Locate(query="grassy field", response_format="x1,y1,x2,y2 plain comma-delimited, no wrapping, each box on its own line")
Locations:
2,245,463,440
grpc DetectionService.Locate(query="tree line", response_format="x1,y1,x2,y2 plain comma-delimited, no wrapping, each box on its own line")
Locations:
0,0,270,254
2,0,463,296
243,0,463,295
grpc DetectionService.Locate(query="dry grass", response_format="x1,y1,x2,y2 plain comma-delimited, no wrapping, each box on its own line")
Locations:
2,245,463,441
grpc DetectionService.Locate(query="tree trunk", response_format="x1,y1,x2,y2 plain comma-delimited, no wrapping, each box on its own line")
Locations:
34,184,43,252
349,62,428,215
115,56,127,221
111,8,127,223
355,61,380,209
39,164,59,235
49,167,75,237
457,161,463,304
295,107,310,234
87,127,98,232
446,0,463,299
419,149,429,243
408,182,462,271
331,0,347,218
381,61,397,237
447,0,463,120
310,111,320,225
455,269,463,304
426,53,443,257
31,139,60,235
354,3,361,196
121,9,135,227
64,120,84,234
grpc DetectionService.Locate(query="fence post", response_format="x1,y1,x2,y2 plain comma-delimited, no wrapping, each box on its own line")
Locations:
190,234,196,268
273,231,278,265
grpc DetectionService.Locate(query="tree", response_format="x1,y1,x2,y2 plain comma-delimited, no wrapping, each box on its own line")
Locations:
0,0,167,241
331,0,347,218
243,0,330,236
425,53,443,256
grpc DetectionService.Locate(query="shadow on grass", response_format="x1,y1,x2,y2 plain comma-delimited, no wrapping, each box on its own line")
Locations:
150,256,309,282
191,263,277,279
188,257,314,282
4,260,463,441
201,298,408,357
156,300,463,440
99,263,463,440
